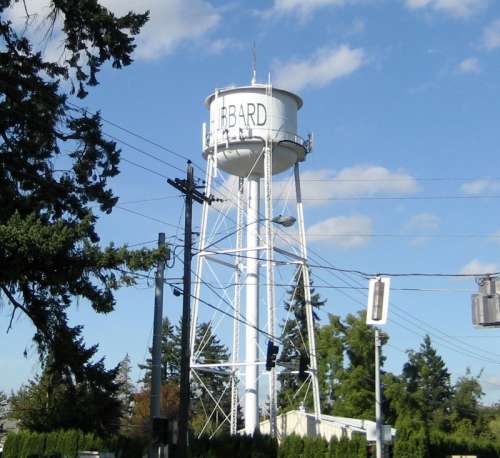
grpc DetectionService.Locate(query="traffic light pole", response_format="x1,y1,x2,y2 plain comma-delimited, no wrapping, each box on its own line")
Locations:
375,329,383,458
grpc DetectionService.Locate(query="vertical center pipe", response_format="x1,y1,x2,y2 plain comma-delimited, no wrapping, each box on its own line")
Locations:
245,175,260,435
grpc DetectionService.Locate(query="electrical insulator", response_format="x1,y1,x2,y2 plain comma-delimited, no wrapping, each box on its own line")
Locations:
266,340,279,371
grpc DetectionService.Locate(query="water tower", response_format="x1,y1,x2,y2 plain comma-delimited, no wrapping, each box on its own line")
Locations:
189,76,321,437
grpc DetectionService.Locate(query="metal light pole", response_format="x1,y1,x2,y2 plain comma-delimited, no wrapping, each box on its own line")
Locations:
374,329,383,458
366,276,390,458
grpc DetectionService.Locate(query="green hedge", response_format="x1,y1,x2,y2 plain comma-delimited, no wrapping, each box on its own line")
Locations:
191,433,278,458
198,433,367,458
2,430,146,458
393,429,500,458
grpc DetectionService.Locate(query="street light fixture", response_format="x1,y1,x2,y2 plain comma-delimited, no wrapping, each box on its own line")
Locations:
270,215,296,227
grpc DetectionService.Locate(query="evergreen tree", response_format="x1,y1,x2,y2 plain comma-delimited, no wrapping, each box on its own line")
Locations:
402,334,453,431
116,354,136,433
138,317,181,384
450,368,492,438
191,322,231,435
315,314,345,413
278,267,325,412
328,311,386,420
10,328,121,436
0,0,163,374
138,318,230,435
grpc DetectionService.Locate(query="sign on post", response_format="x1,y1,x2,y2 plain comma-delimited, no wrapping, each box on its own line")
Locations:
366,277,391,325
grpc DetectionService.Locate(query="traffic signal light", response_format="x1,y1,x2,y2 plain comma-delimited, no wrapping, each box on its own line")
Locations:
472,277,500,327
266,340,279,371
298,353,309,382
366,277,390,325
153,417,169,445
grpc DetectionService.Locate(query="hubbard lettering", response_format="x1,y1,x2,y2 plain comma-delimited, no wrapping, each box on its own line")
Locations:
220,102,267,129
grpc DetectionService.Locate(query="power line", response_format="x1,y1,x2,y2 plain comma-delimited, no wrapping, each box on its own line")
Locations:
120,157,171,179
274,177,500,183
67,101,194,165
104,132,186,174
193,246,500,279
115,266,281,345
114,206,183,229
307,264,500,364
118,195,181,205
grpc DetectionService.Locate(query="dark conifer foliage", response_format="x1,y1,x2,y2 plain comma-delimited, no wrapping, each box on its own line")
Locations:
0,1,163,376
277,267,325,411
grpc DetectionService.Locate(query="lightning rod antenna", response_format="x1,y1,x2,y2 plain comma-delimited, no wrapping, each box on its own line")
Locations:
251,42,257,85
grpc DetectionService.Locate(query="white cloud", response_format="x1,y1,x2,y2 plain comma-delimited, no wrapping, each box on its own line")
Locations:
482,19,500,50
406,0,488,17
274,166,418,207
6,0,220,61
306,215,373,248
458,57,481,74
206,38,243,55
101,0,220,60
484,375,500,391
404,213,440,246
460,259,499,276
265,0,347,19
274,45,366,92
461,179,500,195
405,213,440,230
489,229,500,245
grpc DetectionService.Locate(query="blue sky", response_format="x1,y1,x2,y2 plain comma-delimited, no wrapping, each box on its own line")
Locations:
3,0,500,406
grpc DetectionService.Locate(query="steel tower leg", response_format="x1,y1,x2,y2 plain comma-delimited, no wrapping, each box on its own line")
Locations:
190,155,215,360
245,175,260,435
263,145,277,437
230,177,244,435
294,163,321,430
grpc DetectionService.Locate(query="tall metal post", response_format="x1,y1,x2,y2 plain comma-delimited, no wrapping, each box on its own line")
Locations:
151,233,166,449
230,177,244,435
375,329,383,458
245,175,260,435
178,163,195,458
263,144,277,437
294,163,321,429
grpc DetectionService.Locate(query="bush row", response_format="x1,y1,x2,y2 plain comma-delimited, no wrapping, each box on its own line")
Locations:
277,434,367,458
393,429,500,458
188,433,367,458
2,430,146,458
190,433,278,458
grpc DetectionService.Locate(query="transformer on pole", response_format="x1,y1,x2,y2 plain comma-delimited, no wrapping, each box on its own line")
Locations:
190,76,320,438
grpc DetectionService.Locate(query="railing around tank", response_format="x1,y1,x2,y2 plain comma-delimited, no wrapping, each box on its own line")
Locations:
202,126,313,154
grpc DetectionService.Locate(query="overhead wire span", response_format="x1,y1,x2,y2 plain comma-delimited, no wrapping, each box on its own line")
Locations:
272,195,500,201
114,206,184,229
114,266,283,345
192,245,500,280
307,266,500,364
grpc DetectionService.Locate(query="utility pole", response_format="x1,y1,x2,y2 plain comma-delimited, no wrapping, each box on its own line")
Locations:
151,233,166,458
167,161,218,458
366,277,390,458
374,328,383,458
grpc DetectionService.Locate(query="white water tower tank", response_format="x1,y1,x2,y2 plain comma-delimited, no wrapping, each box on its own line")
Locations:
202,84,310,177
